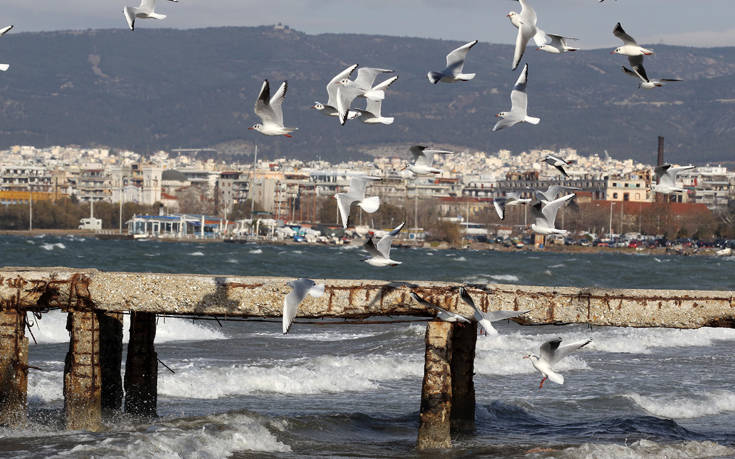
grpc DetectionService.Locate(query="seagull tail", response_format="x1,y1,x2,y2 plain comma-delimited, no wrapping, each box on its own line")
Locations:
0,64,8,72
358,196,380,214
524,116,541,125
381,117,395,125
427,72,442,84
457,73,476,81
307,284,325,298
150,13,167,20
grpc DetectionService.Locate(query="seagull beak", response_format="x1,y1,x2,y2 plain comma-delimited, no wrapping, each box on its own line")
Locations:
610,51,615,55
248,127,254,130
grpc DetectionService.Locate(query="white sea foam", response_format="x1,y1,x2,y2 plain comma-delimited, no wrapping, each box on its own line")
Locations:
590,326,735,355
291,250,303,254
627,390,735,419
489,274,520,283
548,263,565,268
159,354,423,398
188,251,205,256
143,252,160,257
40,242,66,251
226,258,238,264
453,256,467,262
27,362,64,403
248,249,263,254
253,330,379,341
426,252,434,256
30,311,226,345
553,439,734,459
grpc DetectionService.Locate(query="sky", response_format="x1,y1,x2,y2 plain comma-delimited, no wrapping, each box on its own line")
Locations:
2,1,734,48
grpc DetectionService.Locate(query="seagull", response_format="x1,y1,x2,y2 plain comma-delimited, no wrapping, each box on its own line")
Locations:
356,76,399,125
311,64,362,121
507,0,546,70
524,337,592,388
544,155,570,177
0,25,13,72
622,66,682,89
249,79,298,137
530,194,575,236
538,34,579,54
363,222,404,267
123,0,178,31
493,192,531,220
282,278,325,334
335,176,381,229
336,67,394,125
459,287,528,335
612,22,654,59
651,164,695,194
406,145,452,175
427,40,478,84
535,185,581,202
410,292,471,324
493,64,540,132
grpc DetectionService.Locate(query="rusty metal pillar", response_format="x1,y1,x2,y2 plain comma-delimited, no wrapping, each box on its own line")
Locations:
417,320,453,450
124,312,157,418
98,312,123,415
450,322,476,434
64,311,102,431
0,310,28,427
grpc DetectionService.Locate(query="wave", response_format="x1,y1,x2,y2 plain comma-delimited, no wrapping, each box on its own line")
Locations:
489,274,520,282
158,354,423,398
248,249,263,254
252,330,379,342
27,362,64,403
452,256,467,262
590,327,735,355
40,242,66,251
553,439,734,459
188,251,205,256
627,390,735,419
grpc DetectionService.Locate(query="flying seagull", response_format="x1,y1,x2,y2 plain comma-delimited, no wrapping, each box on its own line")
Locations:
282,278,325,334
356,76,399,125
410,292,471,324
544,155,570,177
123,0,178,31
493,192,531,220
535,185,581,203
459,287,529,335
507,0,545,70
0,25,13,72
249,79,298,137
622,66,682,89
335,176,381,229
406,145,452,175
493,64,540,132
651,164,695,194
538,34,578,54
336,67,394,125
524,337,592,388
312,64,362,121
363,222,405,267
530,194,575,236
427,40,478,84
612,22,654,85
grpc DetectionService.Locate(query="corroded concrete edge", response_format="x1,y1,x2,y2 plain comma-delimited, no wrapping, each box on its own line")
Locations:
0,269,734,329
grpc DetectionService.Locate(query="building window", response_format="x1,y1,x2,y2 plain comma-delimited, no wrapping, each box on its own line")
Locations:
613,192,618,199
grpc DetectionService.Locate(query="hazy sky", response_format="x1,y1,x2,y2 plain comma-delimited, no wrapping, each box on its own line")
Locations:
3,0,735,48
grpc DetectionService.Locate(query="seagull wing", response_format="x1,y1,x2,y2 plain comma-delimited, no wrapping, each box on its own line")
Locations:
446,40,478,74
493,198,506,220
336,193,354,229
412,292,471,324
254,80,277,124
541,194,574,226
336,86,361,125
123,7,136,30
140,0,156,13
622,66,645,82
510,64,529,116
485,309,530,322
376,221,404,258
0,25,14,37
283,278,315,334
326,64,358,108
268,81,288,126
363,236,383,258
549,338,592,364
613,22,637,45
354,67,393,90
627,55,649,82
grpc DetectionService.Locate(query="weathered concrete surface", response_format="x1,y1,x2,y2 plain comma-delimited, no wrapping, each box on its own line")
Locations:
450,322,476,434
64,311,102,431
417,321,453,450
99,312,123,414
0,310,28,426
1,268,734,328
124,312,157,418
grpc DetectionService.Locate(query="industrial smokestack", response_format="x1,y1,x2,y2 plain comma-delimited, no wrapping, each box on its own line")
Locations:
657,136,664,166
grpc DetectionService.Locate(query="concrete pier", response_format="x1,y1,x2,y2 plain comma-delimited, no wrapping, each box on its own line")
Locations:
417,321,454,450
64,311,102,431
0,310,28,427
124,312,157,418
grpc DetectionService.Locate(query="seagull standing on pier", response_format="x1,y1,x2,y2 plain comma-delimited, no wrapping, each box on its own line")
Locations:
524,337,592,388
410,292,471,324
282,278,325,334
250,79,298,137
459,287,529,335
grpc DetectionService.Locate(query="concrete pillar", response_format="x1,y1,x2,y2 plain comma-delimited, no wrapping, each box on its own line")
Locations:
417,321,453,450
63,311,102,431
450,322,477,434
0,310,28,427
98,312,123,415
124,312,157,418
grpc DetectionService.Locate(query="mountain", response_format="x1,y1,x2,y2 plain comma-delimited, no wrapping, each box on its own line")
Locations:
0,26,733,164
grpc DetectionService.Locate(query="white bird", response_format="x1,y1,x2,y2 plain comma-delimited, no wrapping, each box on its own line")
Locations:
427,40,478,84
507,0,545,70
544,155,570,177
622,66,682,89
538,34,578,54
311,64,362,121
535,184,581,202
459,287,528,335
493,64,540,132
249,79,298,137
612,22,654,58
282,278,325,334
335,176,381,229
406,145,452,175
410,292,471,324
123,0,178,31
493,192,531,220
363,222,404,267
524,337,592,388
356,76,399,125
530,193,575,236
336,67,394,125
651,164,695,194
0,25,13,72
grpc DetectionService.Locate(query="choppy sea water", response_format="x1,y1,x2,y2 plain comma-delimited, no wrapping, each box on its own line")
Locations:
2,234,735,458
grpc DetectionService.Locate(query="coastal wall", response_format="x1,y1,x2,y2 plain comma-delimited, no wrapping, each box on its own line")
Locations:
1,267,733,329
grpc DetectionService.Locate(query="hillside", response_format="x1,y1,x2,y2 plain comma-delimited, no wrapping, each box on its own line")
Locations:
0,26,733,164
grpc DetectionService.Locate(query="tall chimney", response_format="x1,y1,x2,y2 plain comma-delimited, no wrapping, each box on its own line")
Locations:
657,136,664,166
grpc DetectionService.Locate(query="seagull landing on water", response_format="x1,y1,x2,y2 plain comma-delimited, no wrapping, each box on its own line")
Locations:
406,145,452,176
249,79,298,137
335,176,381,229
493,192,531,221
282,278,325,334
459,287,529,335
622,66,682,89
651,164,695,194
507,0,547,70
410,292,471,324
355,76,399,125
493,64,540,132
544,155,570,177
363,222,404,267
0,25,13,72
124,0,178,31
531,194,575,236
524,337,592,388
312,64,362,121
427,40,478,84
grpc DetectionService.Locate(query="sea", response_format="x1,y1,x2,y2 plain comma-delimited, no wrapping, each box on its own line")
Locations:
2,234,735,458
